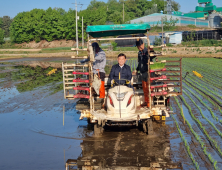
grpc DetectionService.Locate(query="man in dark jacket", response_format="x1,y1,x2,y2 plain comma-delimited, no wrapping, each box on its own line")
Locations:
135,39,155,107
109,53,132,87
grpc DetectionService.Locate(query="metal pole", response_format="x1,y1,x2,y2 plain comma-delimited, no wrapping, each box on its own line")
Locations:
162,17,163,45
82,16,84,48
75,0,78,95
75,0,78,52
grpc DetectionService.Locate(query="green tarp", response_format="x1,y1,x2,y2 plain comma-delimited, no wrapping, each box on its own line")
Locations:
86,24,151,37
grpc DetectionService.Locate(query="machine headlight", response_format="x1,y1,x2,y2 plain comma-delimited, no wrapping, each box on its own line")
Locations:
114,92,128,101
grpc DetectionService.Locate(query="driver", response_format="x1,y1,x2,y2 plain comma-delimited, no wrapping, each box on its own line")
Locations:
109,53,132,88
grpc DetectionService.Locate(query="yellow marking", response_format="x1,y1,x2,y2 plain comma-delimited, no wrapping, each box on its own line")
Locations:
162,116,166,120
153,115,161,121
193,71,203,78
47,68,57,76
119,72,120,80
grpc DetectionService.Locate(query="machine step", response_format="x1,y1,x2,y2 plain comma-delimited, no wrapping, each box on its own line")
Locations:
150,75,167,81
73,94,90,99
150,84,167,89
73,72,89,75
150,68,166,72
151,91,167,96
73,87,90,91
73,79,89,83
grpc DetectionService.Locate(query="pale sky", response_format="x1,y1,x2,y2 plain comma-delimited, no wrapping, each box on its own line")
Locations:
0,0,221,18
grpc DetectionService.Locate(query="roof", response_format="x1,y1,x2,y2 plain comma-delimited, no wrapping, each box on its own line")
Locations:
86,24,151,37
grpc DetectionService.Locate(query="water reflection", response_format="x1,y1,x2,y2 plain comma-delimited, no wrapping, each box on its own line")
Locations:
0,65,63,93
65,122,182,170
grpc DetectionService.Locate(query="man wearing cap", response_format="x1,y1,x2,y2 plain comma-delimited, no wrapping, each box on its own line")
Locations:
135,39,154,107
81,42,106,98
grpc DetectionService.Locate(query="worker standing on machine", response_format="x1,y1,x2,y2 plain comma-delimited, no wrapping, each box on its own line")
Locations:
109,53,132,88
135,39,155,107
81,42,106,98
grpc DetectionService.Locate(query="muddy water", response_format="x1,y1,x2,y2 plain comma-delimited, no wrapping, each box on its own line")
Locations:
0,61,189,169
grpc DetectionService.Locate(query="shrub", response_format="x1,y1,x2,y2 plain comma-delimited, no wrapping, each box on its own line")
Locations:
0,28,4,44
111,41,117,51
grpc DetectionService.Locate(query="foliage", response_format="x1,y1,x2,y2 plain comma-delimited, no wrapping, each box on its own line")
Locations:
166,43,173,47
187,24,196,29
0,18,2,28
111,41,118,51
181,39,222,47
0,16,12,37
162,16,178,31
9,0,181,43
0,28,4,44
154,36,161,46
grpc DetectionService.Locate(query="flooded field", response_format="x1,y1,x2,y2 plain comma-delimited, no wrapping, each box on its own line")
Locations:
0,57,222,169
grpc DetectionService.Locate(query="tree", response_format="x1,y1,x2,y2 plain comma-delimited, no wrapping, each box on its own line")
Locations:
172,0,181,12
87,0,106,10
1,16,12,37
0,28,4,44
0,18,3,28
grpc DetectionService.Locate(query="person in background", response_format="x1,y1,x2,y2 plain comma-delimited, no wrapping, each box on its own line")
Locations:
135,39,155,107
109,53,132,88
81,42,106,98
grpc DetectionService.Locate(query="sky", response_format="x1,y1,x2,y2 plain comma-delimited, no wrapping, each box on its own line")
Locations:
0,0,221,18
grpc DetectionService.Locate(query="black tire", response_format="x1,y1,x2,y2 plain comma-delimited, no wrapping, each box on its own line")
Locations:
142,121,147,133
147,119,154,135
94,124,104,137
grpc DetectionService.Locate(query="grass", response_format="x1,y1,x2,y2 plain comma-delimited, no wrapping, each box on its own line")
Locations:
180,39,222,47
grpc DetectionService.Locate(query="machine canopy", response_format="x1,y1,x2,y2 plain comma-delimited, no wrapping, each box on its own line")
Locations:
86,24,151,37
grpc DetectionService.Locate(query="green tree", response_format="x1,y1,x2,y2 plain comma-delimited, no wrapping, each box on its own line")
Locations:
87,0,106,10
1,16,12,37
0,28,4,44
172,0,181,11
0,18,3,28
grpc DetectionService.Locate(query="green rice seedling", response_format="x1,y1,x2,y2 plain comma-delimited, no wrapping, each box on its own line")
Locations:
150,62,165,70
173,97,218,169
176,95,222,158
172,115,200,170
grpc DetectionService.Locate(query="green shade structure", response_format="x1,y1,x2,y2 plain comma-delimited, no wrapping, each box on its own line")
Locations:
86,24,151,37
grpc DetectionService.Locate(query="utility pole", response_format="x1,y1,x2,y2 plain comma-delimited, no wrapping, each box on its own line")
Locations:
161,17,164,45
75,0,78,53
123,2,124,23
82,16,84,48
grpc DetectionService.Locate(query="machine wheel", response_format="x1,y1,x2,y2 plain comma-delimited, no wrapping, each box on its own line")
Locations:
142,121,147,133
94,124,104,137
147,119,154,135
